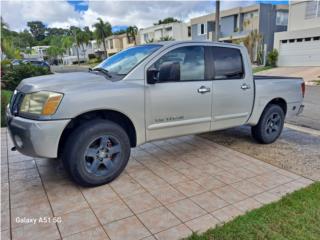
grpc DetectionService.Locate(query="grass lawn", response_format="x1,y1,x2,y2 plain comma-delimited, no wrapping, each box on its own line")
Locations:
253,66,274,73
186,182,320,240
1,89,13,127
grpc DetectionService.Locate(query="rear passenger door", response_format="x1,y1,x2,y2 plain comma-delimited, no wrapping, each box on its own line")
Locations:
210,46,254,130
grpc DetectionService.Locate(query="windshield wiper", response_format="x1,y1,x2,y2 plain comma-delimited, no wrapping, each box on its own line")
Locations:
89,67,112,78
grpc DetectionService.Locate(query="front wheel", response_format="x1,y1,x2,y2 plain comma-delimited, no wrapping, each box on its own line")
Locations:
251,104,285,144
63,119,131,187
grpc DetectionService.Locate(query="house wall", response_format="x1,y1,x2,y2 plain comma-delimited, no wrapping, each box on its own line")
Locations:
288,0,320,31
139,22,189,44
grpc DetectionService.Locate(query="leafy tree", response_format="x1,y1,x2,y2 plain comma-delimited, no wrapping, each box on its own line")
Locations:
154,17,180,26
92,18,112,57
47,46,64,62
27,21,46,41
126,26,138,45
19,30,34,48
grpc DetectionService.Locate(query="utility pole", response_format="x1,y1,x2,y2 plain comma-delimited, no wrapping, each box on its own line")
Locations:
214,0,220,41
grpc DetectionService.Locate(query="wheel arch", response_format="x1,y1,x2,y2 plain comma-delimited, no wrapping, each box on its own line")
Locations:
266,97,287,115
57,109,137,158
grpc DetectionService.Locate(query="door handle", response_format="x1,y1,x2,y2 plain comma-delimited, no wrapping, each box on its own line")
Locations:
197,86,211,94
241,83,251,90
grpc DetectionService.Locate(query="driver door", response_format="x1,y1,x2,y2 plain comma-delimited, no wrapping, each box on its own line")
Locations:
145,45,213,141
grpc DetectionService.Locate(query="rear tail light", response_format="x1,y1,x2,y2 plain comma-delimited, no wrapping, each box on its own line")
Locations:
301,82,305,98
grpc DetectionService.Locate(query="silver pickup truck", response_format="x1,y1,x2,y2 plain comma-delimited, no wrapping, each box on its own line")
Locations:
7,41,305,186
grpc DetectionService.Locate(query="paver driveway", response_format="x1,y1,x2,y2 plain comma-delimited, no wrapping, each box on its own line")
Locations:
1,128,313,240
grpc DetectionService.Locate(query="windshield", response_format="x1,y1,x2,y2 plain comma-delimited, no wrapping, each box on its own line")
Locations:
95,44,162,75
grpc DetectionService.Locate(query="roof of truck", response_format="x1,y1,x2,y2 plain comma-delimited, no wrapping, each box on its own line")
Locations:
148,40,243,49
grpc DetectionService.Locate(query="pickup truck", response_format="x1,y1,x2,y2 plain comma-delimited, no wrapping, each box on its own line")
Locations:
7,41,305,186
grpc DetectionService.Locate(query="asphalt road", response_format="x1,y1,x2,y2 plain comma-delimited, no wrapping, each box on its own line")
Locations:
287,86,320,130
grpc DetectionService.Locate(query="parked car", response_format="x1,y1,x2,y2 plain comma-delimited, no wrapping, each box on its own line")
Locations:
6,41,305,186
11,59,50,71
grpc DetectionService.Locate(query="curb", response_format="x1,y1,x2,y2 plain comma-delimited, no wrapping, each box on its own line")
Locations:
284,123,320,137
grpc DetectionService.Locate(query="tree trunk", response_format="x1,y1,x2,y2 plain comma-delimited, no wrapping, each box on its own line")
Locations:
76,46,80,66
102,39,107,58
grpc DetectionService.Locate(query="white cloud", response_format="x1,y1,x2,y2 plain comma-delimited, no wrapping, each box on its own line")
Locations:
1,0,258,31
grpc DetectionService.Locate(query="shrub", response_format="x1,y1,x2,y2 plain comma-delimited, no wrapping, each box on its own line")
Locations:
1,90,13,127
267,49,278,67
1,63,52,91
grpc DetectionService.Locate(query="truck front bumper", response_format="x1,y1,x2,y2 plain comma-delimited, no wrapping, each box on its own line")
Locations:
6,109,70,158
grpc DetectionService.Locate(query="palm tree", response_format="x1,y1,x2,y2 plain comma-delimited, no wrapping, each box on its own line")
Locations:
61,36,73,56
126,26,138,45
75,30,90,64
243,29,262,63
92,18,112,57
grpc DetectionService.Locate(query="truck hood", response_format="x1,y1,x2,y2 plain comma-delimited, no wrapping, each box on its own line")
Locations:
17,72,113,93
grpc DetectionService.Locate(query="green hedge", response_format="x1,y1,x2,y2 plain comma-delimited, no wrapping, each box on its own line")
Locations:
1,90,13,127
1,62,52,91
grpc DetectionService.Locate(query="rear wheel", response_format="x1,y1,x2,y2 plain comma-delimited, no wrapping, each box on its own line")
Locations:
251,104,285,144
63,119,130,187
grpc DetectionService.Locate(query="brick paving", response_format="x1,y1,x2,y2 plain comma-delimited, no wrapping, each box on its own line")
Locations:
1,128,314,240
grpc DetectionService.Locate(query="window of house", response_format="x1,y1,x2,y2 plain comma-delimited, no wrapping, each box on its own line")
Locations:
198,23,206,35
281,40,288,43
212,47,244,80
165,27,172,32
289,39,295,43
297,38,303,42
276,11,288,26
305,37,311,41
305,0,320,19
314,36,320,40
151,46,205,82
109,39,114,49
188,26,191,37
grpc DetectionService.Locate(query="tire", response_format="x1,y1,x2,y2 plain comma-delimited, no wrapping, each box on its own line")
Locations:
251,104,285,144
63,119,131,187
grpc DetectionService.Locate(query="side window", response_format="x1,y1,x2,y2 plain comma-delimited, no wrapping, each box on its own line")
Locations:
212,47,244,80
152,46,205,82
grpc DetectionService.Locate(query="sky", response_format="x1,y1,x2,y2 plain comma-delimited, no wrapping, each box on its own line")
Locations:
1,0,288,32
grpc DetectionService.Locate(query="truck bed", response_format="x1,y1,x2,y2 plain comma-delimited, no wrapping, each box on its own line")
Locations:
254,75,302,80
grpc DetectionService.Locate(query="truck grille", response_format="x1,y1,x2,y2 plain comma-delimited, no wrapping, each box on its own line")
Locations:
10,90,24,116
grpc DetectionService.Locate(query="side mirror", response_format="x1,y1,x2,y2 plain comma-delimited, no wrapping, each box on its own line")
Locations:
147,68,159,84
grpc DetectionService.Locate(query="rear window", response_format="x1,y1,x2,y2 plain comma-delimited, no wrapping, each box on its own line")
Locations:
212,47,244,80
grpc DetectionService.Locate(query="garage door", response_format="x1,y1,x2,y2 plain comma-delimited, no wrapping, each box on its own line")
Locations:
278,38,320,66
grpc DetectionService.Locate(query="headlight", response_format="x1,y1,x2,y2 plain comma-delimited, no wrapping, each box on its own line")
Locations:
20,91,63,116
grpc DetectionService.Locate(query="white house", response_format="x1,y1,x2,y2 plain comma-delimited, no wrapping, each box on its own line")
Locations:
139,21,190,44
274,0,320,66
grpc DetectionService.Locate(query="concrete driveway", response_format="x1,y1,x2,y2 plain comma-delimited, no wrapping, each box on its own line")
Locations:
287,86,320,130
1,128,313,240
256,66,320,85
